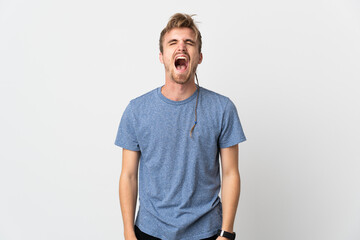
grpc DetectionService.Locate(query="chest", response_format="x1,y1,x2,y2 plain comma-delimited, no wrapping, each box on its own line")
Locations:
135,104,222,152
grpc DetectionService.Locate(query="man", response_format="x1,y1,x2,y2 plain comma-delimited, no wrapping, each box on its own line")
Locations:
115,13,246,240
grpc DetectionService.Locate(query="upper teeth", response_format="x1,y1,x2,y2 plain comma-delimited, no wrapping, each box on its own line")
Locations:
176,57,186,60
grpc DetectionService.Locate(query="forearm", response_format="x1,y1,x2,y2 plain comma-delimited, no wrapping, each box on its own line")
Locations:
119,174,138,239
221,172,241,233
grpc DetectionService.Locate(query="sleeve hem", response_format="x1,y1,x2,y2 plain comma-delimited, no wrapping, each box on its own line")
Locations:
114,141,140,152
219,137,247,149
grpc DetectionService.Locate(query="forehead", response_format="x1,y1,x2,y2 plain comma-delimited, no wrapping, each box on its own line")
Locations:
163,27,196,41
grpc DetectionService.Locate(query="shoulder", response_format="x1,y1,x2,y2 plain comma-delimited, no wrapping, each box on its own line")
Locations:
128,87,158,110
200,86,231,110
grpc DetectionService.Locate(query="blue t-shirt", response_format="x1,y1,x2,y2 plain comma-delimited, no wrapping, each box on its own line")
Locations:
115,86,246,240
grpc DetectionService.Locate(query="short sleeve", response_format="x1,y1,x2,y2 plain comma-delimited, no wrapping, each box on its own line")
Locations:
218,98,246,148
114,101,140,151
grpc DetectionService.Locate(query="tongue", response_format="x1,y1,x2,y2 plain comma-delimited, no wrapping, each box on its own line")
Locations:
176,59,187,71
177,65,186,70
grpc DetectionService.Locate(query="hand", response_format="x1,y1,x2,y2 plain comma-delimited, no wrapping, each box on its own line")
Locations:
125,237,137,240
216,237,229,240
124,233,137,240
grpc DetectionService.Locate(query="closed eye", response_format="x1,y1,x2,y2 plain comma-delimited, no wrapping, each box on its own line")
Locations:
168,40,177,46
186,40,195,45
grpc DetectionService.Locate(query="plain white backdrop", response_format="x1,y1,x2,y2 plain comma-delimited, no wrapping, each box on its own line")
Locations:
1,0,359,239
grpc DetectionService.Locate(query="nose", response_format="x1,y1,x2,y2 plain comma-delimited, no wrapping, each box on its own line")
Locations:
177,41,187,52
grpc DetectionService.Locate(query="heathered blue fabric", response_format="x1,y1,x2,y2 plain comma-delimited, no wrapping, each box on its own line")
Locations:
115,86,246,240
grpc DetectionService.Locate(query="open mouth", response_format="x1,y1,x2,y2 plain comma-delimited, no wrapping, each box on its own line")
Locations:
174,56,188,71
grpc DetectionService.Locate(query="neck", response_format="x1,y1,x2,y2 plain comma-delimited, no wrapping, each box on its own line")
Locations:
161,76,197,101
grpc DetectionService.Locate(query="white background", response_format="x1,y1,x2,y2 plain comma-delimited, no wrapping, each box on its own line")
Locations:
1,0,359,239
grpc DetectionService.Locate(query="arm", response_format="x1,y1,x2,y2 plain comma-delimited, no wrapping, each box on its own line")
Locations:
218,144,240,239
119,148,140,240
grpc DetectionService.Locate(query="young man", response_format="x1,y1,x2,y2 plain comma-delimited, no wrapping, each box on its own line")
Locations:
115,13,246,240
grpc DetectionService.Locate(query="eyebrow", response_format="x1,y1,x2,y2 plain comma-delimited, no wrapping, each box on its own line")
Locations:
168,39,178,44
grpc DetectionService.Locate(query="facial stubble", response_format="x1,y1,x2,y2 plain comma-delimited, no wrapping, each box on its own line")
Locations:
167,61,198,85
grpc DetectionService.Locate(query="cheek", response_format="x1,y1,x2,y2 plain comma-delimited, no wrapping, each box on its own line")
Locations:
165,55,174,65
191,55,201,65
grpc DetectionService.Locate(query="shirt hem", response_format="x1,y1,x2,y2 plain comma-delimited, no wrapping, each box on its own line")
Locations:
136,223,220,240
136,223,166,240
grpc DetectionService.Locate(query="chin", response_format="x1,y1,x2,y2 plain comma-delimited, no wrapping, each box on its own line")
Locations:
170,69,193,85
171,74,191,85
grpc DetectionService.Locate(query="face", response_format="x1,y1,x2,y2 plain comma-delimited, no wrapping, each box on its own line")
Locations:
159,28,203,85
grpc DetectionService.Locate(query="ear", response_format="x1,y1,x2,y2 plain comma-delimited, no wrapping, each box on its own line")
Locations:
198,53,203,64
159,52,164,64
